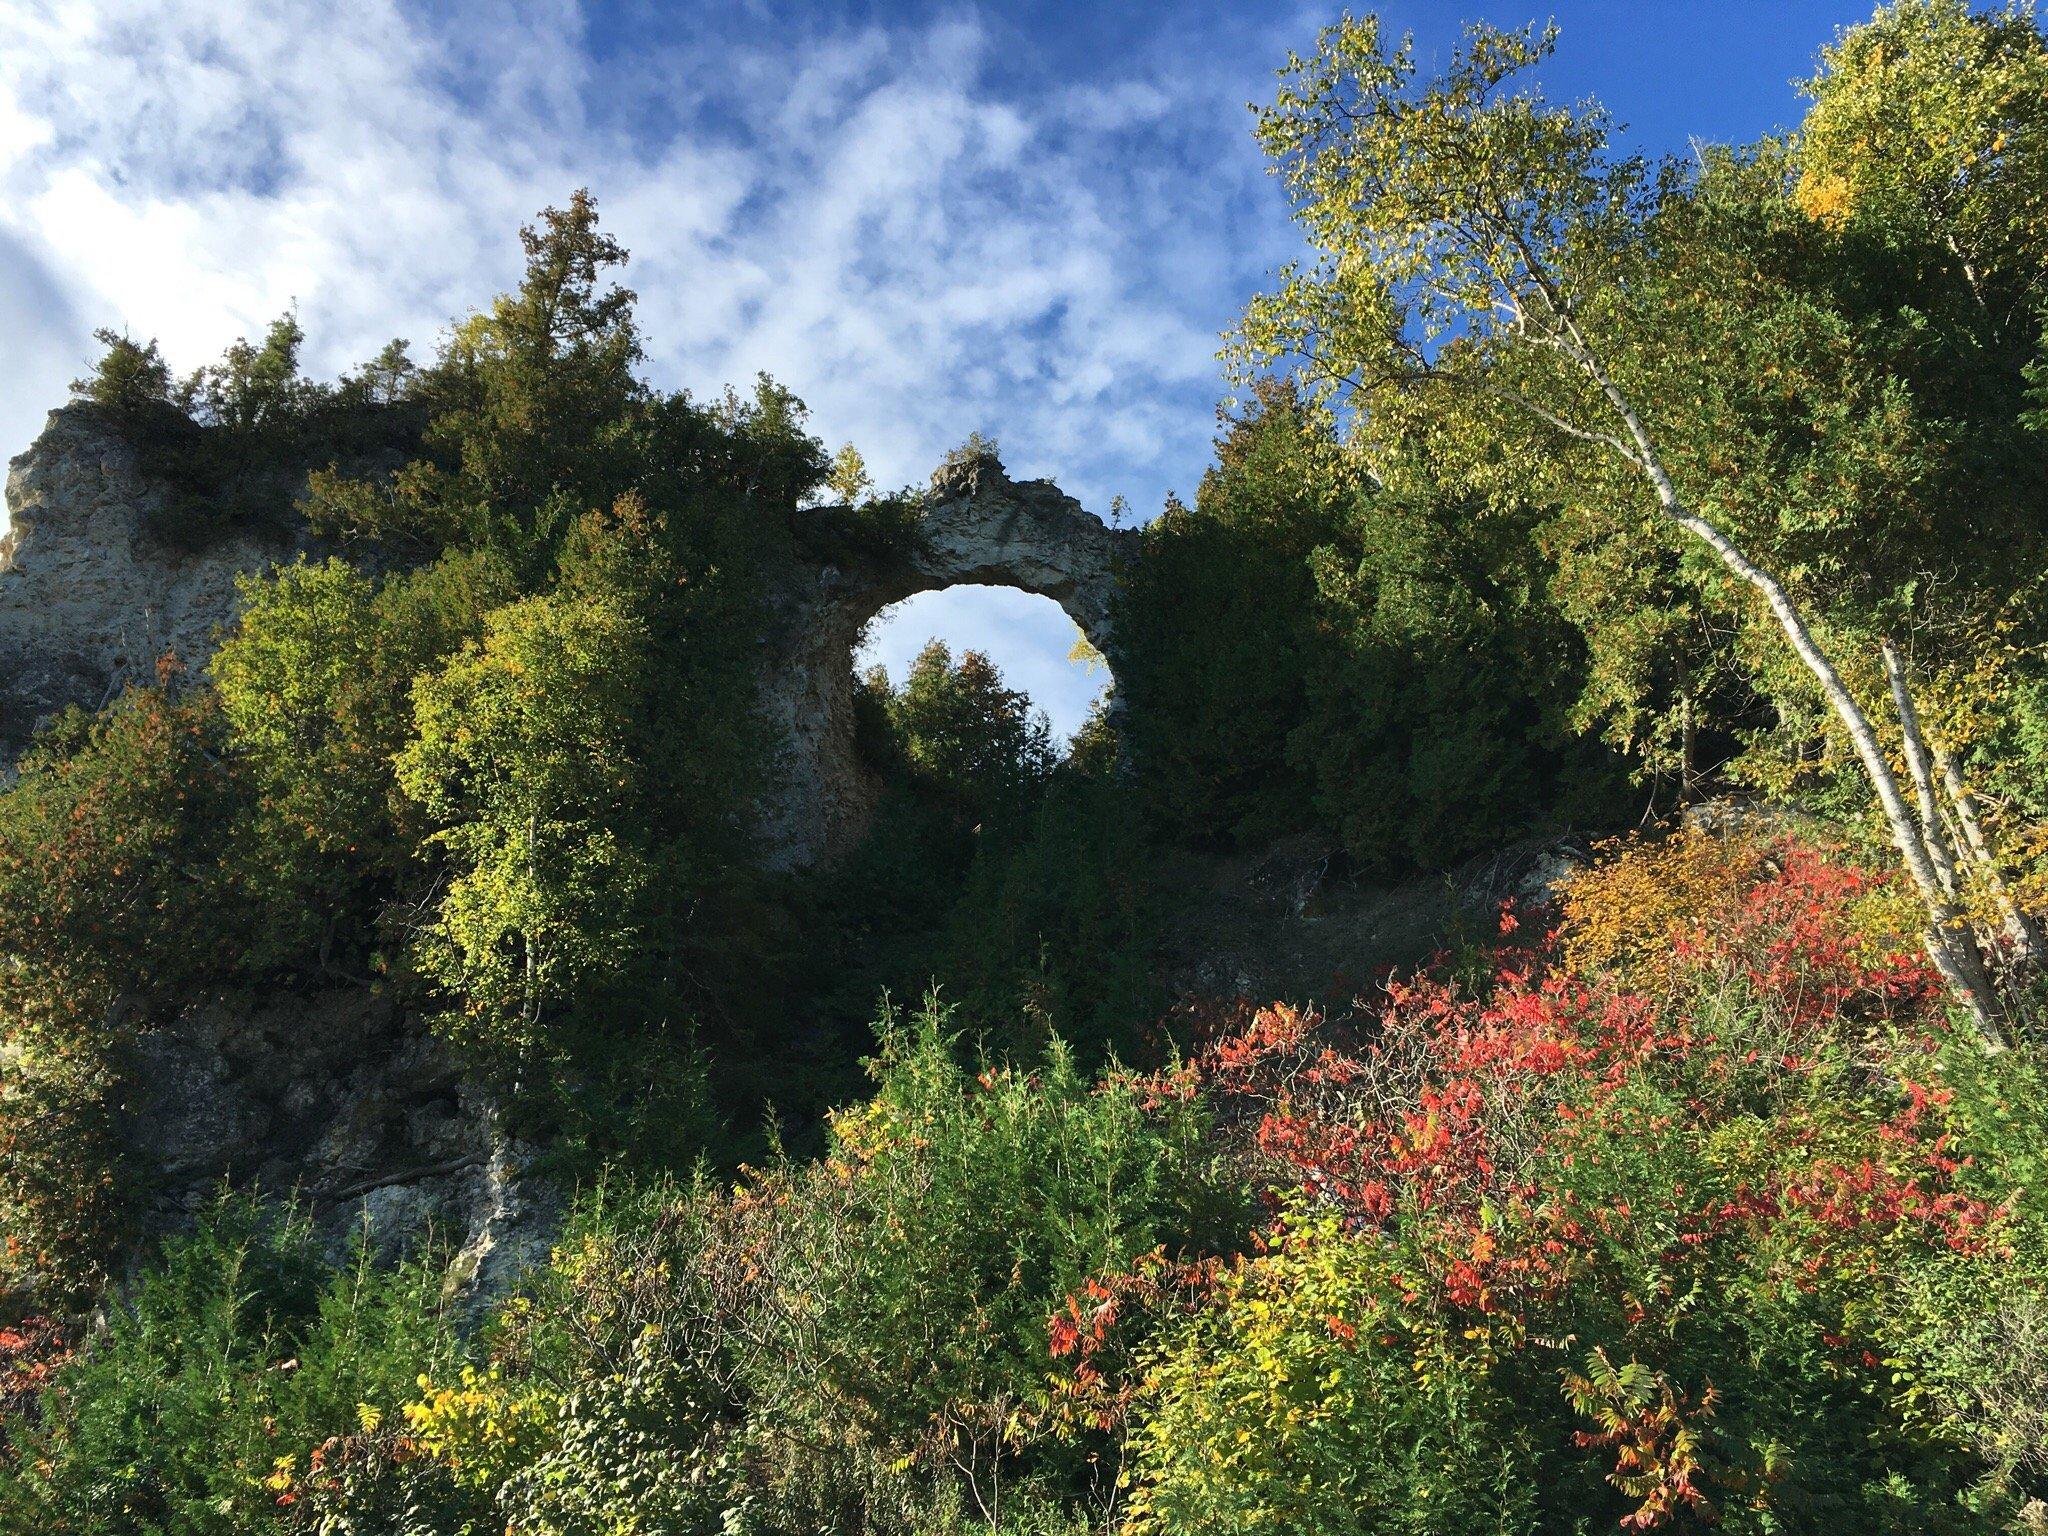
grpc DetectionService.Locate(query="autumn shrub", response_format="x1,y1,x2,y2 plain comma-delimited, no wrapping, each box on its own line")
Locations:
0,1315,69,1439
0,682,258,1296
1118,833,2040,1532
380,998,1234,1534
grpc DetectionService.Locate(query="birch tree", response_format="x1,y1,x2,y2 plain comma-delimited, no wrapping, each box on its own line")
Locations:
1235,17,2014,1040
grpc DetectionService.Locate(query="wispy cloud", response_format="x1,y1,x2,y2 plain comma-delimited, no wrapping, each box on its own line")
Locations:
0,0,1296,517
0,0,1314,736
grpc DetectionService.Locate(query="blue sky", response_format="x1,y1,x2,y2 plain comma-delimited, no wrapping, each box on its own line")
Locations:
0,0,1874,736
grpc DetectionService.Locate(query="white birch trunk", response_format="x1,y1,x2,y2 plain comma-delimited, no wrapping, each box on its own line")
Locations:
1557,340,2009,1047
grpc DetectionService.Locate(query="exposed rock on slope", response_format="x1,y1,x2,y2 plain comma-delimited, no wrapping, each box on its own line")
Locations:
123,986,554,1294
0,406,303,753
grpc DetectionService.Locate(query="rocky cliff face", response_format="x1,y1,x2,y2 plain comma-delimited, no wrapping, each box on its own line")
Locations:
0,411,1133,1295
0,406,303,753
754,448,1134,867
124,986,556,1299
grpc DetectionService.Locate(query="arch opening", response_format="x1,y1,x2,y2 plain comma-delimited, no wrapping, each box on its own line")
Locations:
754,448,1134,869
855,584,1112,749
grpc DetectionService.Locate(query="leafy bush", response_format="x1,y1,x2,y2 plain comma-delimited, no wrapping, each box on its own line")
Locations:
1118,831,2042,1532
0,682,254,1293
385,998,1232,1534
1116,381,1622,874
0,1199,466,1533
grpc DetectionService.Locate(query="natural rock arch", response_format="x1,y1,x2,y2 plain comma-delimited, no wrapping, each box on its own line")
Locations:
0,412,1129,868
755,448,1133,868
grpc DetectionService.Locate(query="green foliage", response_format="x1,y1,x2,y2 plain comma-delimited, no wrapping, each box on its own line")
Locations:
0,683,247,996
937,750,1164,1065
0,685,254,1292
72,315,425,550
397,575,654,1068
1796,0,2048,329
1113,384,1336,848
72,330,174,414
0,1199,465,1533
212,551,515,966
733,1004,1224,1530
1233,6,2048,814
178,312,318,436
801,648,1161,1074
875,639,1056,824
1118,382,1621,871
1130,1205,1540,1534
10,195,829,1273
405,999,1230,1535
305,189,652,576
828,440,875,503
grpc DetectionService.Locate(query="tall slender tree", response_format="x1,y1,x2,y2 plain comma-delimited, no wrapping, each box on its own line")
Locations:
1236,15,2034,1040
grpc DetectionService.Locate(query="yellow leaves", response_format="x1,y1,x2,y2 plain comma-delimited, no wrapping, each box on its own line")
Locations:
401,1363,558,1487
1560,827,1759,984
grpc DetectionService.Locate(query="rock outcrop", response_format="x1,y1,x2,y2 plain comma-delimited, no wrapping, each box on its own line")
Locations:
123,986,553,1287
0,406,303,752
755,448,1134,866
0,416,1130,869
0,412,1129,1290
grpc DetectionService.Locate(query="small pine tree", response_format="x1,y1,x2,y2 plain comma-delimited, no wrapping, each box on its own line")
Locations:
71,329,173,414
826,442,873,505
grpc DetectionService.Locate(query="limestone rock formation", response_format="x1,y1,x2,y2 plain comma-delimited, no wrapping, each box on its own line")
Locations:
0,406,303,752
0,414,1130,870
123,988,515,1254
0,411,1129,1292
755,447,1134,866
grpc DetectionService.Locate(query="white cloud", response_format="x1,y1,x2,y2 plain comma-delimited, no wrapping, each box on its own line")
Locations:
0,0,1301,706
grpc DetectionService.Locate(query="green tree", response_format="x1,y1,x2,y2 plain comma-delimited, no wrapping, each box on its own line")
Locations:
340,337,420,407
878,639,1056,825
214,552,513,866
1114,383,1340,848
70,329,174,414
1237,13,2025,1038
826,441,874,504
395,577,651,1069
1795,0,2048,338
178,311,316,435
1117,380,1616,869
307,190,645,572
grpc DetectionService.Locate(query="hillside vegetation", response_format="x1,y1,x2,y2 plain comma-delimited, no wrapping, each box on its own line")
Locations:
7,2,2048,1530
